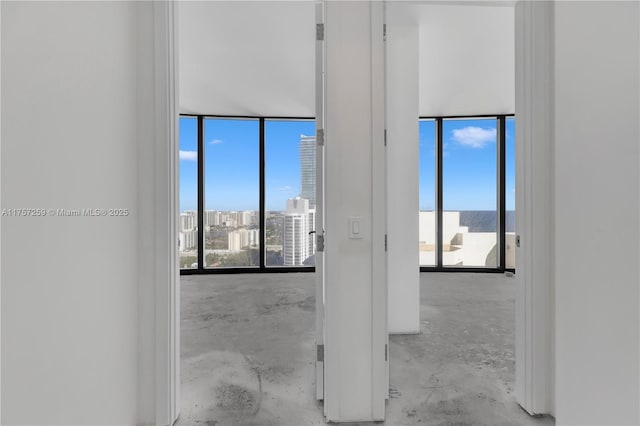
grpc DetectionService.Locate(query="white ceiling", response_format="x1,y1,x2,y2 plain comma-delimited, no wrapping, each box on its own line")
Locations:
415,4,515,116
178,1,514,117
179,1,316,117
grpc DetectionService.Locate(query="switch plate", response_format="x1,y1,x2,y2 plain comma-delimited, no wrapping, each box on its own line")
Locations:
348,216,363,239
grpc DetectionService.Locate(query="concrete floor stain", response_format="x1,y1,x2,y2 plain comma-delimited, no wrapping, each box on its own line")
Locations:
215,383,257,412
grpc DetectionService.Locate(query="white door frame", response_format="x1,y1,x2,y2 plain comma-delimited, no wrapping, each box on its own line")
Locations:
514,0,554,416
314,0,326,402
150,1,180,425
151,0,555,423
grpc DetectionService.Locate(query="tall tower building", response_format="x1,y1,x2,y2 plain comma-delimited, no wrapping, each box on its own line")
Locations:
299,134,316,207
283,197,316,265
179,229,197,250
227,228,260,252
180,211,197,232
205,210,221,228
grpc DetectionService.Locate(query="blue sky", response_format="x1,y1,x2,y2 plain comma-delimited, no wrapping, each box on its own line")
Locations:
179,117,314,212
181,117,515,213
419,118,515,211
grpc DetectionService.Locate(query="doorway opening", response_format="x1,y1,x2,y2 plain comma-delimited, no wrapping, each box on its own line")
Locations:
175,2,323,424
159,1,554,424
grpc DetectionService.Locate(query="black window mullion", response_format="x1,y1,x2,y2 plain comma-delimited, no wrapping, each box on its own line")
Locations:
498,116,506,270
259,118,266,269
436,118,443,268
197,115,205,270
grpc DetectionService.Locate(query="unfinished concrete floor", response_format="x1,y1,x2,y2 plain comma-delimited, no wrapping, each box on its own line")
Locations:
177,273,554,426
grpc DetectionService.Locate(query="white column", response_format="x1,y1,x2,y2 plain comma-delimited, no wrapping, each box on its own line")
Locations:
386,5,420,335
323,1,387,422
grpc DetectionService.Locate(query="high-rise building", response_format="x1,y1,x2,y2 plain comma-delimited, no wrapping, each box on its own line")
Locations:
205,210,221,228
220,212,236,227
228,228,260,252
237,210,253,226
283,197,316,265
249,210,259,226
307,209,316,255
180,211,197,232
299,134,316,207
179,229,197,250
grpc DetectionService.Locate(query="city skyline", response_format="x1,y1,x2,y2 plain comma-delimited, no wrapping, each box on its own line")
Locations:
180,117,515,213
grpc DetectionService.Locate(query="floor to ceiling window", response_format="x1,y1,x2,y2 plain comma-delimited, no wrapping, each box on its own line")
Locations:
442,118,498,267
203,118,260,268
179,115,315,273
419,115,515,271
182,114,513,273
179,116,198,269
265,119,317,267
505,117,516,269
418,119,437,267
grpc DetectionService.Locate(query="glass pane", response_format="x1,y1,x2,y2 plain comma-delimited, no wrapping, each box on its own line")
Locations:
265,120,316,267
179,117,199,269
505,117,516,269
204,118,260,268
419,119,436,266
442,118,497,267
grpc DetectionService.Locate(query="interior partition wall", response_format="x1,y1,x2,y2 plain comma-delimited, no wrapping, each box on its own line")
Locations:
419,114,515,272
179,114,316,274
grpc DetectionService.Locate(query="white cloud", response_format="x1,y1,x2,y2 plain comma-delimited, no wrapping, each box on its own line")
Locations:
179,150,197,161
451,127,496,148
209,139,223,145
279,185,293,192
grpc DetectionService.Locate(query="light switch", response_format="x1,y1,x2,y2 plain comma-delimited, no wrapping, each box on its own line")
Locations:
348,216,363,239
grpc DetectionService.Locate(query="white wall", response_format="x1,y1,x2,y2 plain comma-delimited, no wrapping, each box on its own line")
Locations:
386,5,420,334
554,2,639,424
1,2,157,424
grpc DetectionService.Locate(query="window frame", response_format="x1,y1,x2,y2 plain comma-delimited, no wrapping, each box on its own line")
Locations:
180,114,316,275
179,113,515,275
419,114,515,273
